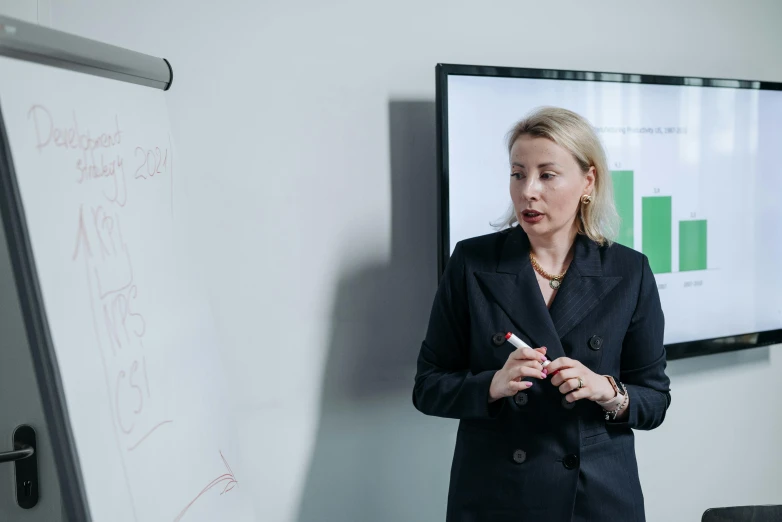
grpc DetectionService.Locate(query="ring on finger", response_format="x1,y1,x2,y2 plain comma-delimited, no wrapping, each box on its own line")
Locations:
577,377,584,389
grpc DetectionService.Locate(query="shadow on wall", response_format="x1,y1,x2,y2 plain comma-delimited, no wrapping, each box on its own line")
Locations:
295,101,457,522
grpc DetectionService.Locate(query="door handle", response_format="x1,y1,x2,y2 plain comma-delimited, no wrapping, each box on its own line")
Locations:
0,425,39,509
0,444,34,463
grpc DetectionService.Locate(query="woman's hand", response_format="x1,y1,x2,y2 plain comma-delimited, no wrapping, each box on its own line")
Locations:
546,357,615,404
488,346,548,402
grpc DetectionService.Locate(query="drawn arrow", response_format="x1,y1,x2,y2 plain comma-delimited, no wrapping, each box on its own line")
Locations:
72,204,93,261
173,451,238,522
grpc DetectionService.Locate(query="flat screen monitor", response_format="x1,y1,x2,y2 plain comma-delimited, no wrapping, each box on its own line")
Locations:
436,63,782,360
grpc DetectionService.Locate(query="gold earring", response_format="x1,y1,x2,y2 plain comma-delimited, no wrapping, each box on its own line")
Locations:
580,194,593,205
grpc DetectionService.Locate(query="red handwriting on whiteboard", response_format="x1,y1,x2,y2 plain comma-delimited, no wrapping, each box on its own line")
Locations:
28,105,123,154
115,358,150,434
73,205,170,452
102,284,146,355
168,135,174,215
27,104,127,207
173,451,238,522
127,420,173,452
76,154,128,207
85,204,134,300
134,146,170,180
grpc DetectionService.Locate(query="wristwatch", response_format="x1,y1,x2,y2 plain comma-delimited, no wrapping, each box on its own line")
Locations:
597,376,627,419
606,376,625,399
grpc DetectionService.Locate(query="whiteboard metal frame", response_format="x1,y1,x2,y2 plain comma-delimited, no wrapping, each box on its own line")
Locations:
0,104,91,521
0,15,172,91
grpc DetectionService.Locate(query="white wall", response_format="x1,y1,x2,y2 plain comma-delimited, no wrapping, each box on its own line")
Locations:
2,1,782,521
0,0,35,23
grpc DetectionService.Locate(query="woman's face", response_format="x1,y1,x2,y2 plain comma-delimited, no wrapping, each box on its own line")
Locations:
509,135,595,240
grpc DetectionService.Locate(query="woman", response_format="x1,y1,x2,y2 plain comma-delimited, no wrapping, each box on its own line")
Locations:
413,107,671,522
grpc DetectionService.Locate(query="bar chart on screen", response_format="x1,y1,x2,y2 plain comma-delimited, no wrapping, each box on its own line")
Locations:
610,169,712,276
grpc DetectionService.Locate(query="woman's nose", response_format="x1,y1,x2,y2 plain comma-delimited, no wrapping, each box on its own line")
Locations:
521,177,540,200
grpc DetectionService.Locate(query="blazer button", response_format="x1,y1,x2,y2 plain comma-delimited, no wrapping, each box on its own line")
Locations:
512,449,527,464
561,396,575,409
492,333,506,346
514,392,528,406
589,335,603,350
563,454,579,470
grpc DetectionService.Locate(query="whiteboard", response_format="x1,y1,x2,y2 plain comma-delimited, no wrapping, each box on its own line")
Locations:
0,55,256,522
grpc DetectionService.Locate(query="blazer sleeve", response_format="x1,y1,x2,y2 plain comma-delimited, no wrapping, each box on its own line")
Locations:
412,242,504,420
609,254,672,431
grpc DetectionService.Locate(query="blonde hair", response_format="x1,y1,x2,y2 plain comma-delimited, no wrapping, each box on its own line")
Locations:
494,106,619,246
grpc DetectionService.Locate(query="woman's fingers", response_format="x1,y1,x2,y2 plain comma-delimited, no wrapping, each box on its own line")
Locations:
562,387,588,403
509,346,548,363
543,358,606,404
550,367,588,400
512,363,547,380
545,357,578,377
508,380,534,392
550,367,578,387
558,377,582,396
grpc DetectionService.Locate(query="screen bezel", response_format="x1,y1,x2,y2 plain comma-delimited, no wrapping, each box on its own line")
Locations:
435,62,782,361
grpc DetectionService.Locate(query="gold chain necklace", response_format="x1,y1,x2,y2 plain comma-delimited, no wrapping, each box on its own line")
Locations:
529,253,566,290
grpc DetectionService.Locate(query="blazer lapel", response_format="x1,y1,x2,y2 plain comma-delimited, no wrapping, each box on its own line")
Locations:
474,228,566,361
548,234,622,340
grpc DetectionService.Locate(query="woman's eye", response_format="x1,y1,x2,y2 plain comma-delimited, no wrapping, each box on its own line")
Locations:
541,172,554,180
511,172,523,179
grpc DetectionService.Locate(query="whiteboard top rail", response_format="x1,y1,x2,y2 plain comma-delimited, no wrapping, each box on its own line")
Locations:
0,15,172,91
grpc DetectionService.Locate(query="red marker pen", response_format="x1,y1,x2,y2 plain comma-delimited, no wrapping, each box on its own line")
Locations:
505,332,550,368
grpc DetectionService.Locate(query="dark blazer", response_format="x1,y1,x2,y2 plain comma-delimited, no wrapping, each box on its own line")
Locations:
413,227,671,522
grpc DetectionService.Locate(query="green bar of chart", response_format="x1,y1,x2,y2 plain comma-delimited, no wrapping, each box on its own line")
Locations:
611,170,708,274
611,170,634,248
679,220,707,271
642,196,672,274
